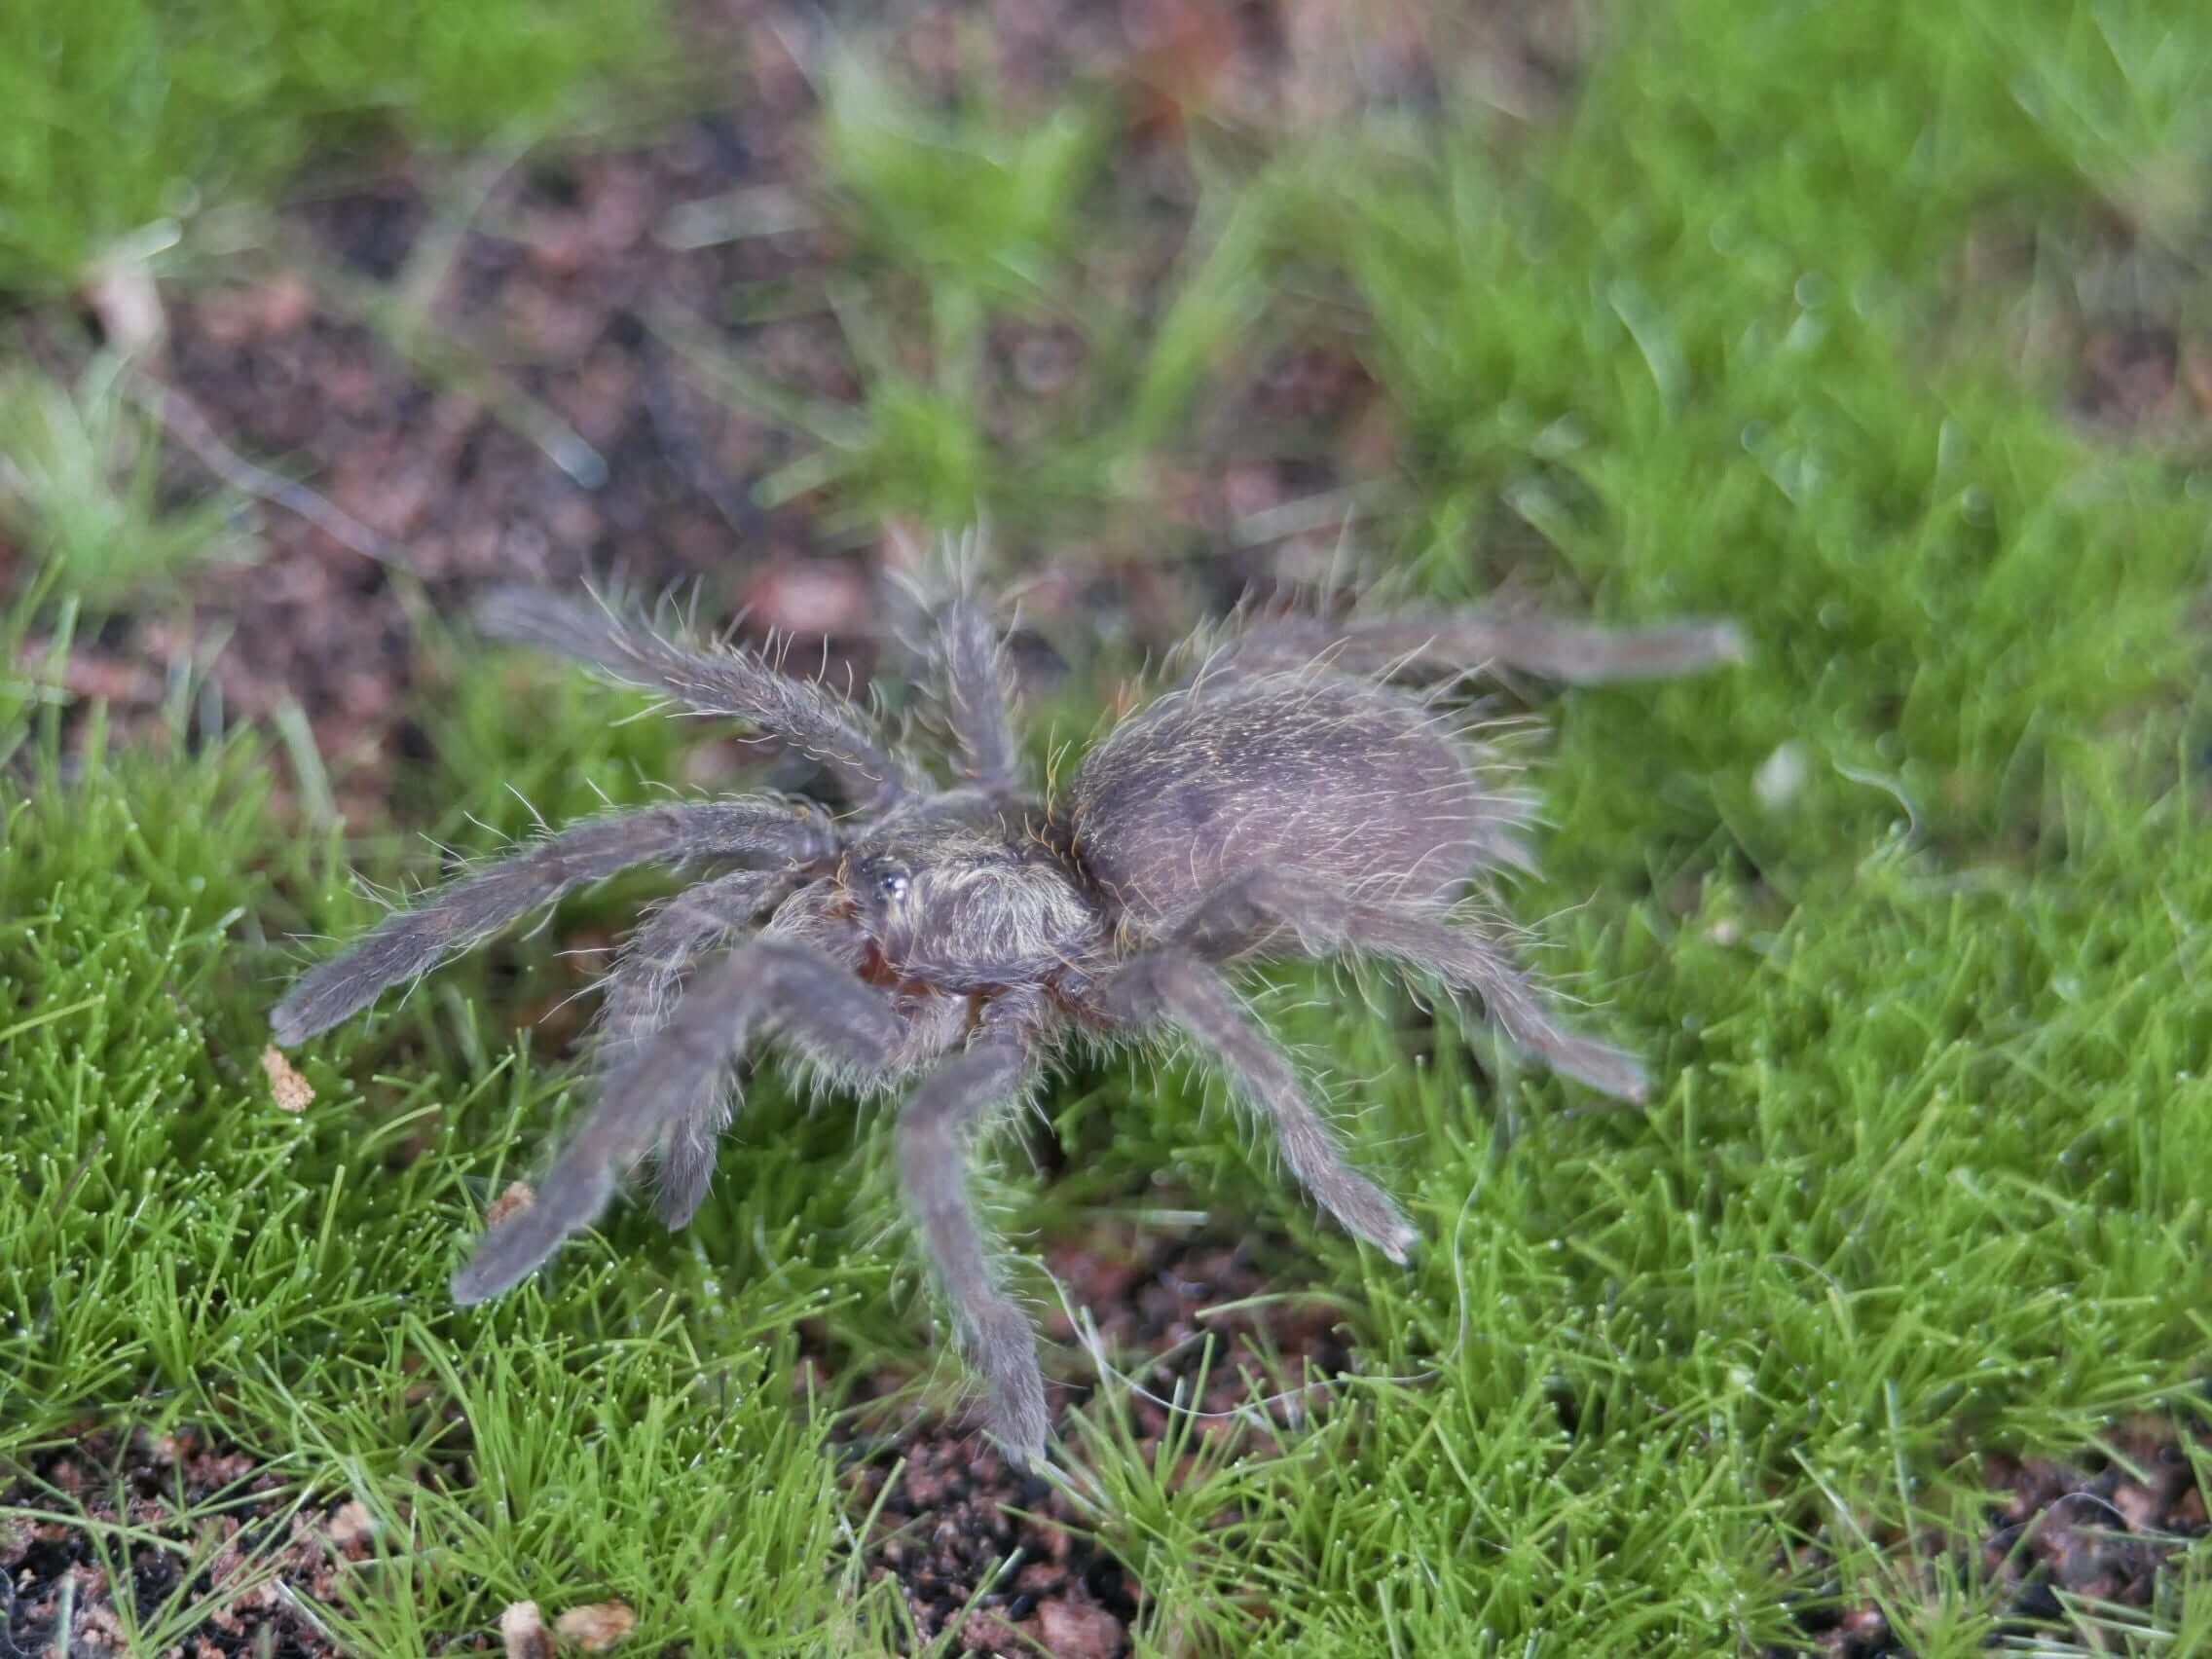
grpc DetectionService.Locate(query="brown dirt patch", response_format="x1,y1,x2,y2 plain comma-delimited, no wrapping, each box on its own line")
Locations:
1775,1414,2212,1655
2,1429,350,1657
839,1231,1356,1655
3,0,1598,826
1962,209,2212,442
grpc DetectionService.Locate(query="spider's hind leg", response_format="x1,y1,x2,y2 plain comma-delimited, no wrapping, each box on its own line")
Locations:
1090,951,1419,1262
1175,871,1648,1103
1209,609,1746,687
1346,902,1648,1102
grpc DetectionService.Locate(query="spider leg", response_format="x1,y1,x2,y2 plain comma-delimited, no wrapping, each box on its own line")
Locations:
594,867,800,1228
1174,871,1648,1102
273,799,829,1046
1209,610,1746,686
895,1013,1049,1463
1346,904,1647,1101
478,586,923,808
931,593,1024,797
453,938,898,1304
1091,952,1419,1262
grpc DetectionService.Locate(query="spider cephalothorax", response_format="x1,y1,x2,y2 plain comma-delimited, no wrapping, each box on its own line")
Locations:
273,567,1743,1461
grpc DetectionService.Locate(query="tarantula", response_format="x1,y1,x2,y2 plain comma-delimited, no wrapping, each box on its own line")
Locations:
272,571,1742,1462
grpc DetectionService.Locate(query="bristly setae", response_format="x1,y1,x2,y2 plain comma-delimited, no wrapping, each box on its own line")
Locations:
272,562,1744,1463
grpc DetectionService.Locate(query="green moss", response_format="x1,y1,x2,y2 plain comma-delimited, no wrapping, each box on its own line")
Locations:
0,0,667,294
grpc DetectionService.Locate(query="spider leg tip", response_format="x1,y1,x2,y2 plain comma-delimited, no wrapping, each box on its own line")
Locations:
992,1412,1051,1470
657,1184,710,1231
269,1001,319,1048
450,1246,526,1306
1559,1042,1650,1104
1607,1061,1654,1106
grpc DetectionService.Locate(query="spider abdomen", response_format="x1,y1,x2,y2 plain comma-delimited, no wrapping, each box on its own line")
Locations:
1066,673,1519,940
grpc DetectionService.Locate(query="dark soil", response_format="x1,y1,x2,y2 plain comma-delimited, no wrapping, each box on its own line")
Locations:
1774,1414,2212,1656
1,1429,353,1658
1962,209,2212,440
3,0,1502,828
837,1231,1357,1655
126,94,872,823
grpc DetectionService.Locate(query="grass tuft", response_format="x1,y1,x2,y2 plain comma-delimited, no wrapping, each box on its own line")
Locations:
0,0,669,295
0,352,258,603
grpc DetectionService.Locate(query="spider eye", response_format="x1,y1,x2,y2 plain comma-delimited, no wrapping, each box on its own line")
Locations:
875,869,910,902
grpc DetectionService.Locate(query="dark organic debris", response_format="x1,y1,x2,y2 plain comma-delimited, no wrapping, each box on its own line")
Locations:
1,1429,350,1658
1773,1414,2212,1656
838,1232,1356,1656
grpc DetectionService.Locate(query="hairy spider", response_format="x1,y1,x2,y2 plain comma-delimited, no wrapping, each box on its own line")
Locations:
272,571,1743,1462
